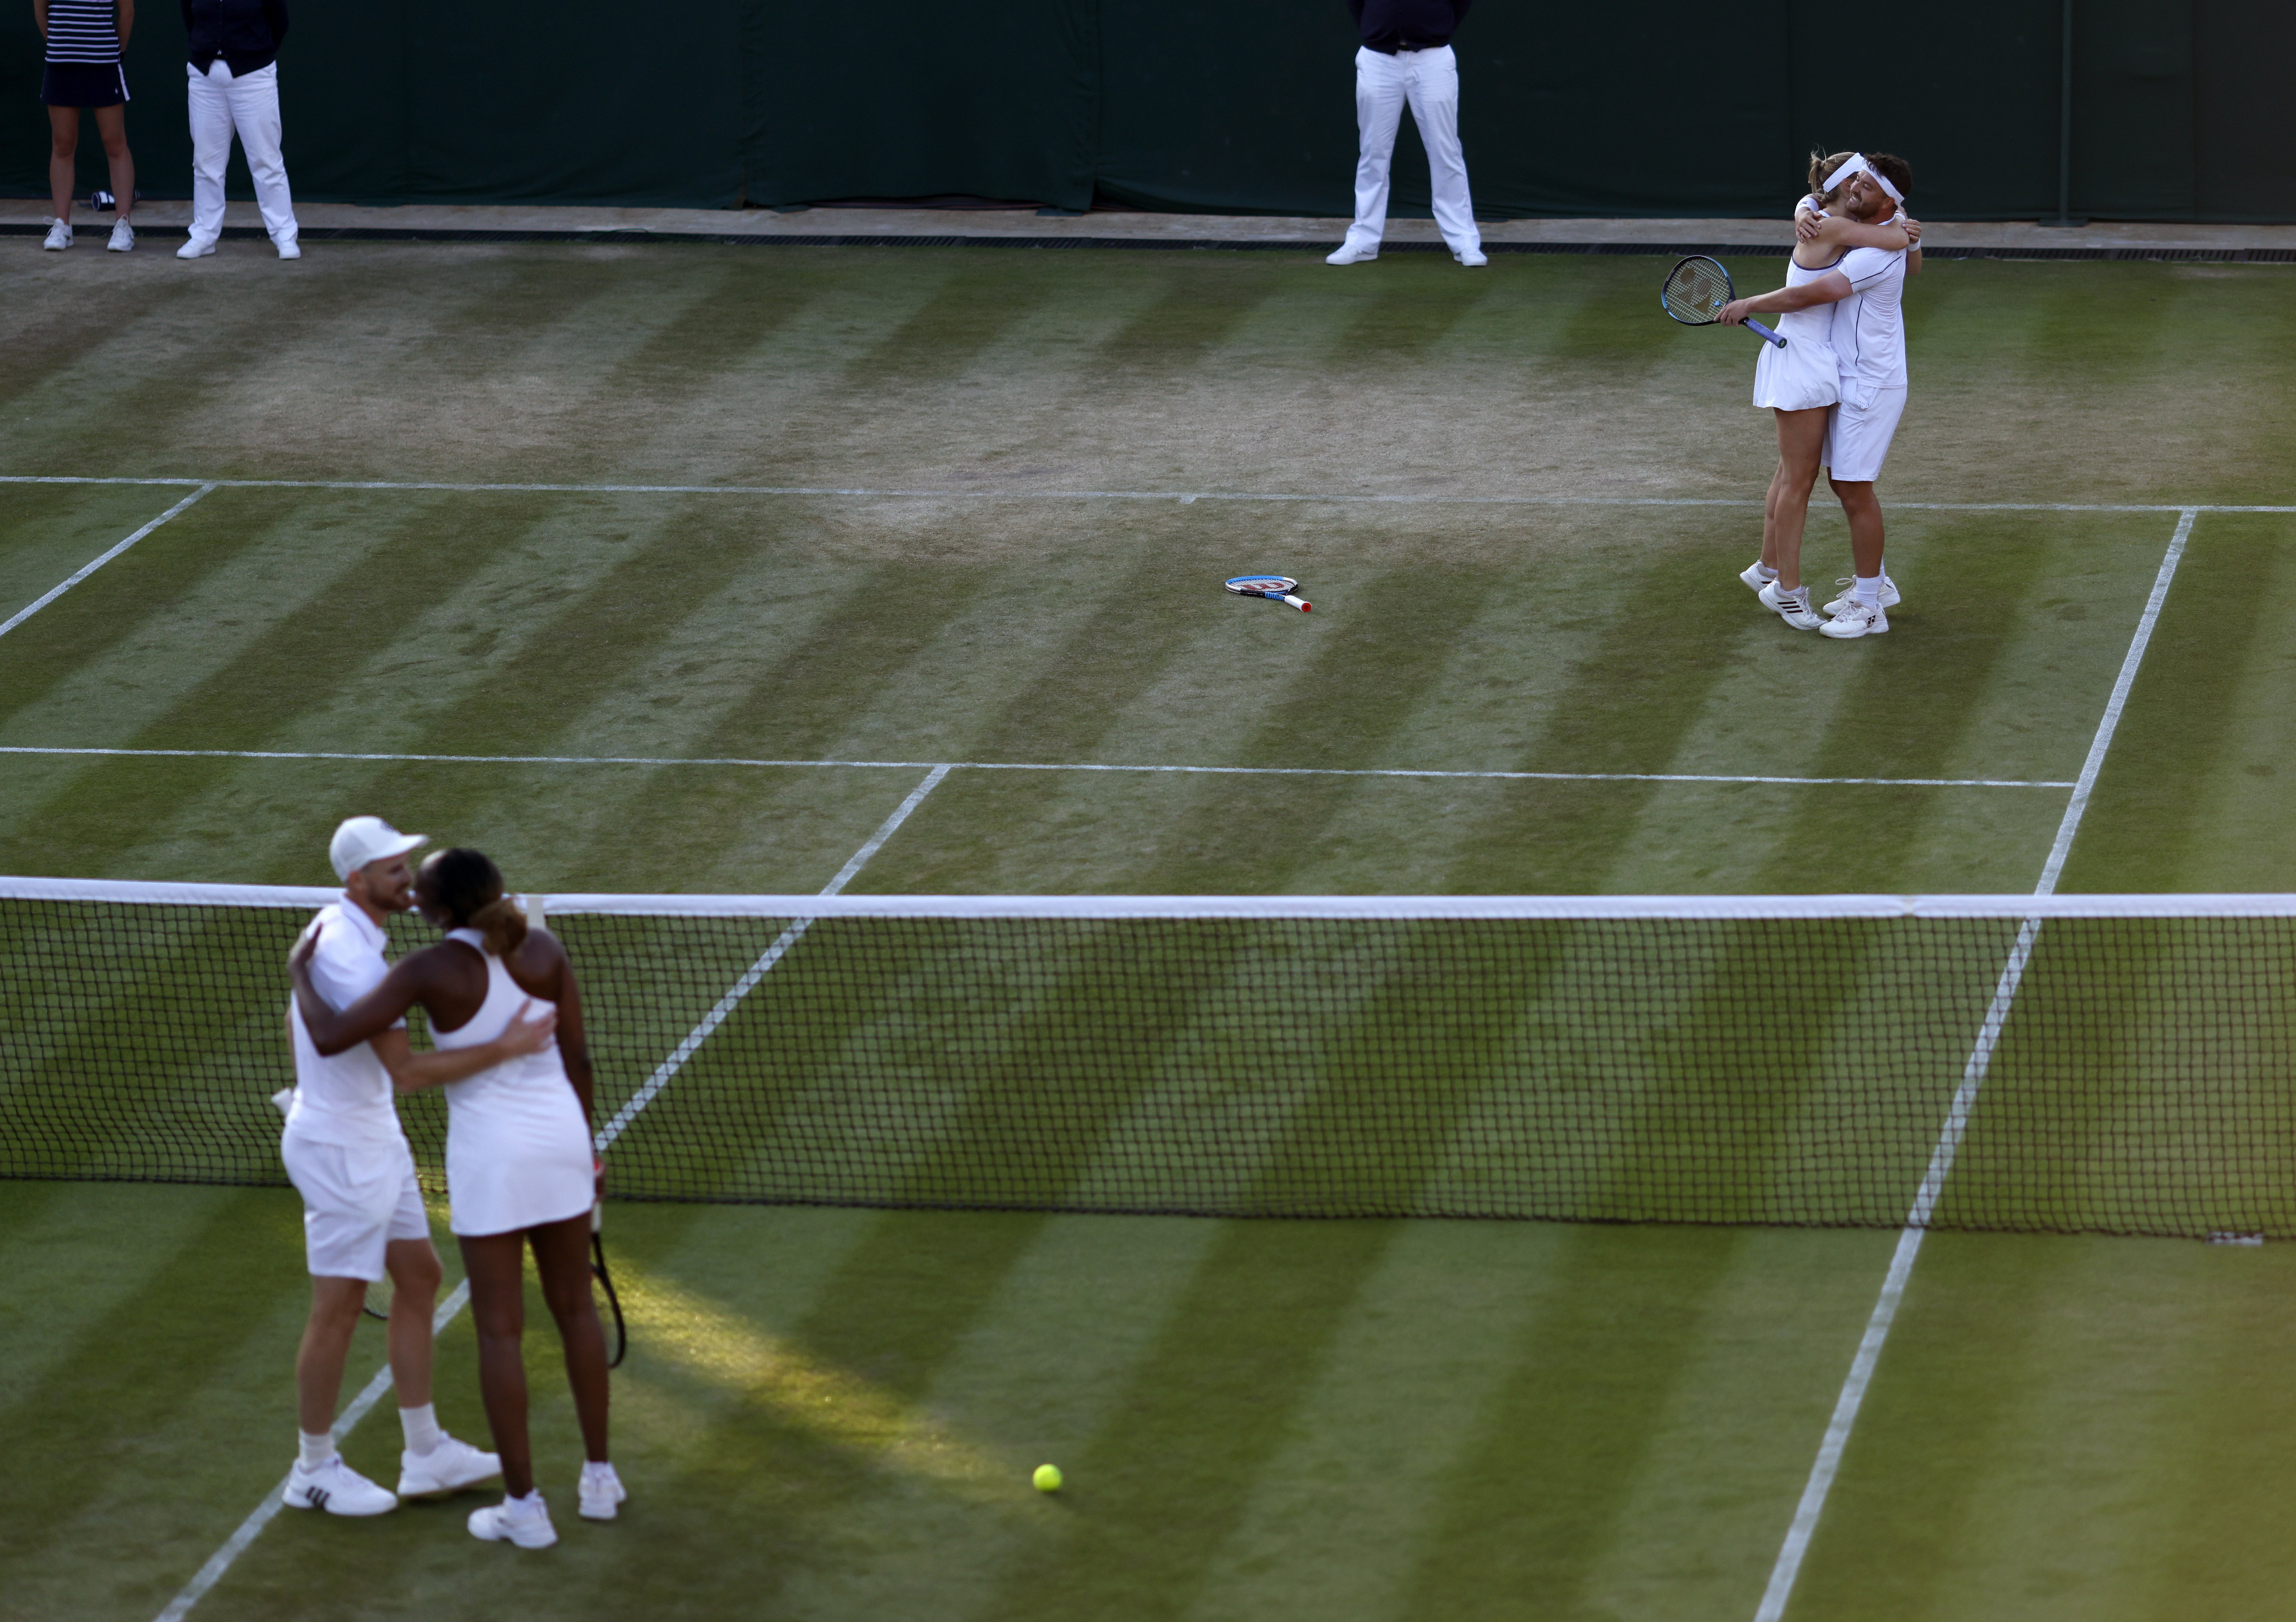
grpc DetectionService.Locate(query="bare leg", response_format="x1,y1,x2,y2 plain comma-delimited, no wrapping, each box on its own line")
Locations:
383,1237,442,1411
531,1213,611,1464
47,107,79,224
1769,407,1830,591
295,1276,369,1435
1831,478,1886,579
460,1230,534,1495
1760,457,1791,571
92,104,133,221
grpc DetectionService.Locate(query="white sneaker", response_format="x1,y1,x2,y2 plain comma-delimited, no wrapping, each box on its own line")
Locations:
578,1462,627,1521
1453,247,1489,266
276,239,301,260
106,220,133,252
176,238,217,260
469,1495,558,1549
42,220,71,250
1758,579,1822,630
397,1435,502,1498
1739,560,1776,595
283,1456,398,1516
1325,242,1378,265
1821,576,1901,616
1820,599,1890,639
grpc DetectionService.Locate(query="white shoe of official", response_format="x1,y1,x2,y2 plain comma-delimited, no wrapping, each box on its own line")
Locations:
397,1435,502,1498
106,220,133,252
1739,560,1775,595
42,219,71,250
1820,599,1890,639
1821,575,1900,616
176,237,217,260
469,1494,558,1549
578,1461,627,1521
283,1456,398,1516
276,239,301,260
1325,242,1378,265
1758,579,1822,630
1453,247,1488,266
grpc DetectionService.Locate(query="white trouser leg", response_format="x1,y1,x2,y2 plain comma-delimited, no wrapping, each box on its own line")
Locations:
1347,47,1407,250
1402,47,1479,254
185,61,234,245
222,63,297,245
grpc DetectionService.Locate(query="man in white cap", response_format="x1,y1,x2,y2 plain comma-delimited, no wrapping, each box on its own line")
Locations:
278,815,554,1516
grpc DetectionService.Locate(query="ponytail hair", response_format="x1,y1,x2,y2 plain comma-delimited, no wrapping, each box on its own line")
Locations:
1809,149,1856,200
429,847,529,957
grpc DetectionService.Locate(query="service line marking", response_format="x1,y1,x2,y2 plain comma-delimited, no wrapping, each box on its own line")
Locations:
0,472,2288,513
0,745,2074,792
1751,509,2197,1622
146,771,947,1622
0,483,215,640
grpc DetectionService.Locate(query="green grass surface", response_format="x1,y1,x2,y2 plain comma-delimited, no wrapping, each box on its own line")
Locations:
5,242,2296,1621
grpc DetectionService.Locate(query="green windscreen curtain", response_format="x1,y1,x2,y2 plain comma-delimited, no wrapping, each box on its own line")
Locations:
2,1,2292,221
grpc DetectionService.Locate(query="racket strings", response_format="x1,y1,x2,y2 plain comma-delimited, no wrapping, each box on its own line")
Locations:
1661,259,1734,324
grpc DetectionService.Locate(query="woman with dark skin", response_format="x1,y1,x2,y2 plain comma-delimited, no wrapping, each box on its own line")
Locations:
290,848,620,1547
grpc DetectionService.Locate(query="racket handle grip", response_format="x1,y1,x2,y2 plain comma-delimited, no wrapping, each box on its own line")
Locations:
1747,318,1786,348
1281,595,1311,612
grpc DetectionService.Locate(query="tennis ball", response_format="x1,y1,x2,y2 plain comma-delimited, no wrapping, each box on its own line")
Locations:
1033,1463,1063,1493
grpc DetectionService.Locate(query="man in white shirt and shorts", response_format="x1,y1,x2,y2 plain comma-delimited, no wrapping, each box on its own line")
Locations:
279,815,552,1515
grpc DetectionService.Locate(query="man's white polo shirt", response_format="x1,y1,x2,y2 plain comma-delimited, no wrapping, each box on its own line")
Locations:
284,899,409,1151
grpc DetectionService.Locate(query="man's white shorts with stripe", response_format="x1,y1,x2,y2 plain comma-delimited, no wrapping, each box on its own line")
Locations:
1824,386,1908,482
281,1130,428,1280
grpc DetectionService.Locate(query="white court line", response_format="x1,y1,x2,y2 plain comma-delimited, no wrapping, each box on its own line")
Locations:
0,484,215,640
0,745,2075,792
148,772,949,1622
0,472,2289,513
1751,508,2198,1622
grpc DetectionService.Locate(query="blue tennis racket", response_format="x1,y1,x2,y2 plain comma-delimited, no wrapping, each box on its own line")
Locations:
1662,256,1786,349
1225,575,1311,612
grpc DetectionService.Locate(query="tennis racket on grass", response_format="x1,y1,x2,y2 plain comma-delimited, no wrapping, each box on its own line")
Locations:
591,1200,627,1370
1661,256,1786,348
1225,575,1312,612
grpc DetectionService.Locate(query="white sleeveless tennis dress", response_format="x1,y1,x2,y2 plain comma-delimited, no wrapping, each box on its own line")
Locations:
432,929,593,1237
1749,253,1845,412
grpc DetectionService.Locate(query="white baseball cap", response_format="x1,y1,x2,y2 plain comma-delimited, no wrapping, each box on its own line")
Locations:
329,815,428,882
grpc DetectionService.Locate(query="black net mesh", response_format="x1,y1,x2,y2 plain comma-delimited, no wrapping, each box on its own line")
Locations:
4,890,2293,1236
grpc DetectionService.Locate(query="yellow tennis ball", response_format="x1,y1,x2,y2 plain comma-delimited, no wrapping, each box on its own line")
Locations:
1033,1463,1063,1493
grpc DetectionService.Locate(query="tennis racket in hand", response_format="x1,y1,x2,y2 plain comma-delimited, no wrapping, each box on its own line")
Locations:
1661,256,1786,349
1225,575,1312,612
591,1198,627,1369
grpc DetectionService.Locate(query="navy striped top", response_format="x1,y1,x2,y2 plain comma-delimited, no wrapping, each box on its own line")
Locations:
44,0,122,64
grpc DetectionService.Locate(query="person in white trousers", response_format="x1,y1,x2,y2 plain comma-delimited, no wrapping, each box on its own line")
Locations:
1330,0,1484,267
178,0,299,259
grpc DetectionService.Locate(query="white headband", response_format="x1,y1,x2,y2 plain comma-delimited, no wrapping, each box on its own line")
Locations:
1825,153,1904,205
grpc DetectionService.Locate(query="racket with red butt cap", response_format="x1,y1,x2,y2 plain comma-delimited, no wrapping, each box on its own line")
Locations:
1225,575,1312,612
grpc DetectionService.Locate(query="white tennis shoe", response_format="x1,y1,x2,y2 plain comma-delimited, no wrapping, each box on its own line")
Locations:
397,1434,502,1498
1325,242,1378,265
176,238,217,260
283,1456,398,1516
469,1494,558,1549
1739,560,1775,595
1820,599,1890,639
107,220,133,252
1758,580,1822,630
1454,247,1488,266
42,220,71,250
1821,576,1900,616
578,1461,627,1521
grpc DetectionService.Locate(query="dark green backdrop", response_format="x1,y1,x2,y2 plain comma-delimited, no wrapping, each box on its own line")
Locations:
4,1,2291,221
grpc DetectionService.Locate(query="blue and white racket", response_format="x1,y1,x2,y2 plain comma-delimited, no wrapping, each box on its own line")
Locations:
1225,575,1312,612
1662,256,1786,349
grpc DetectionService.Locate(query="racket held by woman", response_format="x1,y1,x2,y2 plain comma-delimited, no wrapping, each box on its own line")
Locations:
1661,256,1786,348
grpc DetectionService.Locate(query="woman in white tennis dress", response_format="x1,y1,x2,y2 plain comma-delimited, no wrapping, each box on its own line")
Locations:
290,847,624,1550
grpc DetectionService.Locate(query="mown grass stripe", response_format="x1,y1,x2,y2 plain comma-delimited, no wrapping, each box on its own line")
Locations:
0,484,214,640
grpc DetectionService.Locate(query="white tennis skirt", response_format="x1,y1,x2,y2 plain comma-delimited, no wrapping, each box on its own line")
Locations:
444,1052,593,1237
1751,331,1841,412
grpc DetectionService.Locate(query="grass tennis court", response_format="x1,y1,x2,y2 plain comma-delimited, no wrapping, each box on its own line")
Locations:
7,241,2296,1621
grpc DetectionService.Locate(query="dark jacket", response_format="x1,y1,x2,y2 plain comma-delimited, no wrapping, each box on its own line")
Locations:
1348,0,1472,51
183,0,290,76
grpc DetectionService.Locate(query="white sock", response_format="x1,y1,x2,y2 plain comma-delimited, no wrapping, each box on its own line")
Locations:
582,1460,618,1485
1752,561,1778,582
504,1489,546,1518
399,1402,443,1456
298,1430,336,1471
1854,575,1882,607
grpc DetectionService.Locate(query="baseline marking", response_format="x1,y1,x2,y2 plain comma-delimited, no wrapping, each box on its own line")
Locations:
0,484,215,640
1752,508,2198,1622
0,745,2073,793
148,774,947,1622
0,473,2285,514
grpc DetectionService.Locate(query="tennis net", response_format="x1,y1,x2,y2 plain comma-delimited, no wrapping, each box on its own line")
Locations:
3,879,2292,1237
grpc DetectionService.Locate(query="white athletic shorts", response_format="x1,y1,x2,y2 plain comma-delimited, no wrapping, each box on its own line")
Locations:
1825,386,1908,482
281,1129,428,1280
